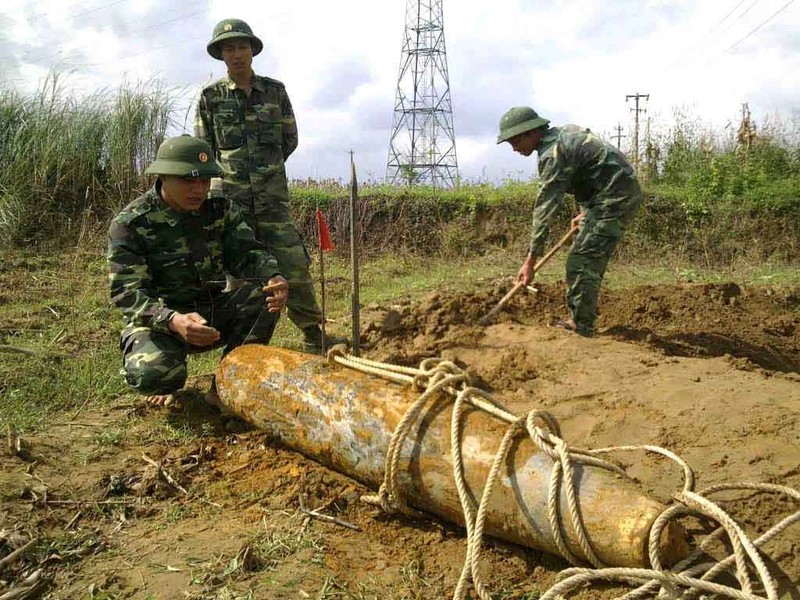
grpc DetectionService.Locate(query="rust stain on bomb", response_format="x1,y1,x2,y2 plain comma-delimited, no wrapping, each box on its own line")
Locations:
217,345,687,567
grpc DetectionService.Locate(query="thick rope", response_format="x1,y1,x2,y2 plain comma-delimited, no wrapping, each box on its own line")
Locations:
540,567,768,600
328,349,799,600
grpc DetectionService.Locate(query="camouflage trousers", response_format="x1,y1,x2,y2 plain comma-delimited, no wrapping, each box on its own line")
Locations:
119,282,278,395
565,196,641,337
253,219,322,333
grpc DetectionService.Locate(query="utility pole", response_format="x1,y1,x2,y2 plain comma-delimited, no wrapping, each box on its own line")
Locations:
386,0,459,188
625,92,649,172
611,123,626,149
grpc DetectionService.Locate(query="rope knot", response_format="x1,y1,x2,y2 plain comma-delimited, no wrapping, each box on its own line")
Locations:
325,344,347,364
361,484,405,514
411,373,428,391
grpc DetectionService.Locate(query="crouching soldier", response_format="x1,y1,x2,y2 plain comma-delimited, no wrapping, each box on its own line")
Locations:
107,135,288,408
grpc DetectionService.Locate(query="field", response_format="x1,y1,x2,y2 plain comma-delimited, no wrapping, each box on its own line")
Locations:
1,80,799,599
1,245,798,600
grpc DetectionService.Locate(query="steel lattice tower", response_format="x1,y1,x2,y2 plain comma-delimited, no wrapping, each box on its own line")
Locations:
386,0,458,188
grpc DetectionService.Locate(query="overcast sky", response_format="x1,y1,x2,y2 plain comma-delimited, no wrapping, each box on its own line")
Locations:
1,0,798,183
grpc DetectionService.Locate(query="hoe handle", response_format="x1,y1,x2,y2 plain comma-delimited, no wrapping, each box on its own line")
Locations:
477,224,580,325
534,223,580,271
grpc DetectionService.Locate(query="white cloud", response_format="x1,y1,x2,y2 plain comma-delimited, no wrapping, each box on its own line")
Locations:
1,0,798,183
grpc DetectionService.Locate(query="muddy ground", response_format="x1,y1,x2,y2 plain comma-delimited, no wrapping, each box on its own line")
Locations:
1,279,799,599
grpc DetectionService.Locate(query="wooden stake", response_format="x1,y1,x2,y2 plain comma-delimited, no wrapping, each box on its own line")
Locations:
317,201,328,355
349,151,361,356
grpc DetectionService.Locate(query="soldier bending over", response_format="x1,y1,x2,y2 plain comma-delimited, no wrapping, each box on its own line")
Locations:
497,106,642,337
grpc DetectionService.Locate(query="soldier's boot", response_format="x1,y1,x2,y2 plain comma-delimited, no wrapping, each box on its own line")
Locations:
301,325,349,355
553,318,577,333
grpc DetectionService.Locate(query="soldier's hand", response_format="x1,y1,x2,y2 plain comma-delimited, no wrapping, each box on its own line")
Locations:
571,211,586,229
262,276,288,313
517,255,536,286
169,312,221,347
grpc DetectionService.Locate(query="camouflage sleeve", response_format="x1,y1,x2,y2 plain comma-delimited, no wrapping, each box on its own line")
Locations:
222,202,282,281
529,147,573,256
107,221,174,332
280,86,298,161
194,89,215,152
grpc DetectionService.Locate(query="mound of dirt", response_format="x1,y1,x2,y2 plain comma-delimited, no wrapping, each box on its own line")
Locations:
362,280,800,374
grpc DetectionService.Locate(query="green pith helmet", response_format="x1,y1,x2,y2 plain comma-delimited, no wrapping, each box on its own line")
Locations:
496,106,550,144
207,18,263,60
145,135,223,178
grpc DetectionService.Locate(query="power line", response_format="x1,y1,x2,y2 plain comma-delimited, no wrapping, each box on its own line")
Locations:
652,0,795,82
709,0,748,32
76,34,201,68
63,8,206,55
719,0,763,35
659,0,759,77
727,0,798,52
3,0,131,33
688,0,799,70
0,4,205,67
35,8,206,73
69,0,128,21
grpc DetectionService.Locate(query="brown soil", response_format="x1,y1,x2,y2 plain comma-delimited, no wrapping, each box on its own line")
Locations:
2,280,799,599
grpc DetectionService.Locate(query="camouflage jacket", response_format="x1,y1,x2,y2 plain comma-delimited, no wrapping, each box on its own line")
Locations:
195,73,298,221
107,182,281,332
529,125,642,256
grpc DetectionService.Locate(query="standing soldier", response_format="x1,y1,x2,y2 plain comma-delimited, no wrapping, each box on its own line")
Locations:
497,106,642,337
195,18,345,354
108,135,288,408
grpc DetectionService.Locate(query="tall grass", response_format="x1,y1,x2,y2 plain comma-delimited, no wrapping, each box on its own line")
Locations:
649,108,800,215
0,73,173,245
104,78,174,208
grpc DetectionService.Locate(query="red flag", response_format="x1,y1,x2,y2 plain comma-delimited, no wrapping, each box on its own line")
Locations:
315,209,335,252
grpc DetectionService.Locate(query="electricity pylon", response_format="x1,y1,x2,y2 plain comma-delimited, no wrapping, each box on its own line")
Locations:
386,0,458,188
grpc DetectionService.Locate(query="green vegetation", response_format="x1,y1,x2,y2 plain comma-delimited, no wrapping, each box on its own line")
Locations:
652,109,800,214
1,76,799,265
0,251,129,431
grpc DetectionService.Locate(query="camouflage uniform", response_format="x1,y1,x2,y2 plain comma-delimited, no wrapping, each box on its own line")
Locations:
530,125,642,337
194,75,323,334
108,182,282,395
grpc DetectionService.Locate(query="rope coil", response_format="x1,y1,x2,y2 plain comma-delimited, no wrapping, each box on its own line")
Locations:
327,350,798,600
